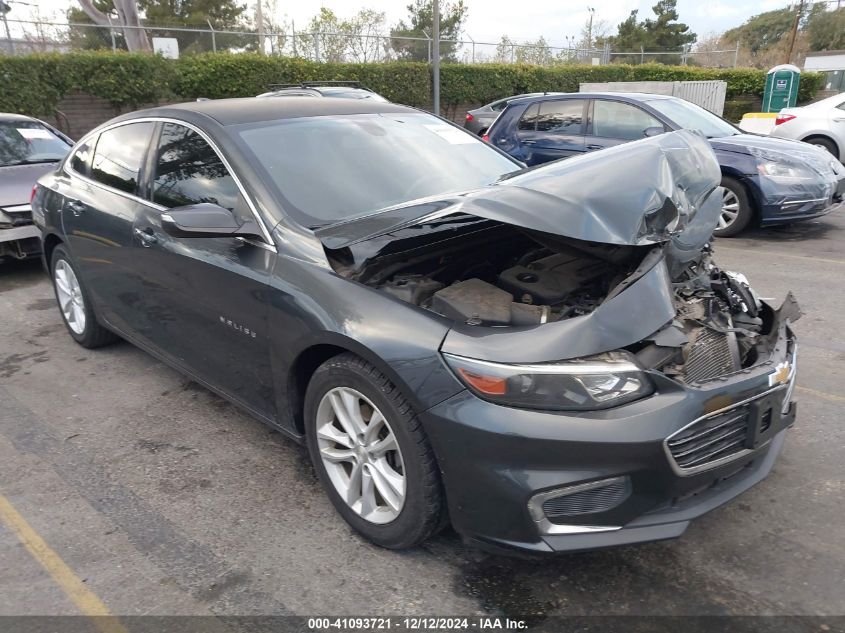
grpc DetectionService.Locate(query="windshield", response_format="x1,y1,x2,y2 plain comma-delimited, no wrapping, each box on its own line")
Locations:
237,113,518,227
645,99,739,139
0,121,71,167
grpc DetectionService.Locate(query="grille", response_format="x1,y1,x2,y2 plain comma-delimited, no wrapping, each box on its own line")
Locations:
684,328,740,384
667,406,750,472
542,477,631,519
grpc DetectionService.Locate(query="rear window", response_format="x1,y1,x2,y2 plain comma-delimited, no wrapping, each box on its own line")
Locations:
89,122,154,194
536,100,585,133
0,121,70,167
517,104,541,131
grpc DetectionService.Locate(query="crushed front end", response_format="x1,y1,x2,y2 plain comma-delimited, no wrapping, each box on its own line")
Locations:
317,130,801,554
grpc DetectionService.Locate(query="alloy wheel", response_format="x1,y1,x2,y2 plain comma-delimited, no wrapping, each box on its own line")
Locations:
719,188,740,230
315,387,406,524
54,260,86,335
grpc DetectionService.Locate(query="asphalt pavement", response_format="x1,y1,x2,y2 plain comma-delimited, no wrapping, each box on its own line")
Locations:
1,211,844,622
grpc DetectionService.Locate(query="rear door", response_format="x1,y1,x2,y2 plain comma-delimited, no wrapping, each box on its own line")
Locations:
516,99,587,165
128,121,277,417
584,99,666,152
60,121,156,331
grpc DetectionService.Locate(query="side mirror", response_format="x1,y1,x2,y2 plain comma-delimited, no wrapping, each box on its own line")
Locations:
161,203,262,239
644,126,666,138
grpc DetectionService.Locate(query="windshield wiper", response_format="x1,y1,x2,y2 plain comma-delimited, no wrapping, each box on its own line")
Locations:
3,158,61,167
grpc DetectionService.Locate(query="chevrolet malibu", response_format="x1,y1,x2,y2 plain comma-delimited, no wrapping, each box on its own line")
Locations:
32,98,799,554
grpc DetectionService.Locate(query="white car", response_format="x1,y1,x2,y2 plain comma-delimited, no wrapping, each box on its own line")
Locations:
770,92,845,162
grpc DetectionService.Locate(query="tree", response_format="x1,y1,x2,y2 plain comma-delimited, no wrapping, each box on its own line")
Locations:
76,0,150,51
806,5,845,52
720,3,829,68
493,35,514,63
607,0,696,64
722,6,798,54
138,0,251,54
70,0,252,54
300,7,387,62
390,0,467,62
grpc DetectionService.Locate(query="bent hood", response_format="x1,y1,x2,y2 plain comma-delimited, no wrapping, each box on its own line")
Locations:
316,130,723,256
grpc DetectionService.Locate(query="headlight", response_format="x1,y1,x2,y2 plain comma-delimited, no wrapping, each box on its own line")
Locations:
443,352,654,411
757,160,816,181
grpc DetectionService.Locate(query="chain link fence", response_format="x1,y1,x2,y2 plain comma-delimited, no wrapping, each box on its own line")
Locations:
1,19,740,68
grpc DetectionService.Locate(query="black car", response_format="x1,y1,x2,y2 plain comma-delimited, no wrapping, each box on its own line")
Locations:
33,98,799,555
0,113,72,260
485,92,845,236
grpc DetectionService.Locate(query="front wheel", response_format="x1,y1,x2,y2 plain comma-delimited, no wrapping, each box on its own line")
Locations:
304,353,447,549
50,245,117,348
713,177,754,238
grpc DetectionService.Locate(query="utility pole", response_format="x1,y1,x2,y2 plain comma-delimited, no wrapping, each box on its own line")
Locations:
256,0,265,54
784,0,804,65
0,1,14,55
587,6,595,50
432,0,440,116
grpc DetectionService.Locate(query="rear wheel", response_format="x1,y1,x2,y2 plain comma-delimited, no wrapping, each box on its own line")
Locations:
50,245,117,348
304,353,446,549
805,136,837,157
714,177,754,238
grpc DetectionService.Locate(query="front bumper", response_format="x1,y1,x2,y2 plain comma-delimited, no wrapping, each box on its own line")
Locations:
756,170,845,225
422,331,797,555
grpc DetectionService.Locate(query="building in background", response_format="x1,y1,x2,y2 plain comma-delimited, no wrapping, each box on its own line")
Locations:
804,51,845,94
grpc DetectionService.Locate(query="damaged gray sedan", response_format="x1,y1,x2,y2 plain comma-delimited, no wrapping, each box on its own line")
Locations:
33,98,799,554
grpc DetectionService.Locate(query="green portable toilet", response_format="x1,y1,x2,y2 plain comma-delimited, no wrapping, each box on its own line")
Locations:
763,64,801,113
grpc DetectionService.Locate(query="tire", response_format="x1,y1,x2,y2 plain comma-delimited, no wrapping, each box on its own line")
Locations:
304,353,446,549
714,176,754,238
50,245,117,348
805,136,837,157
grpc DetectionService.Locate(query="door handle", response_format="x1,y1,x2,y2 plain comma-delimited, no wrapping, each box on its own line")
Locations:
66,200,86,216
133,227,158,247
522,139,537,145
833,118,845,123
586,144,605,151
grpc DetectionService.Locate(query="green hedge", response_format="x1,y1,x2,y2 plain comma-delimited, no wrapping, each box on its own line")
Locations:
0,51,825,118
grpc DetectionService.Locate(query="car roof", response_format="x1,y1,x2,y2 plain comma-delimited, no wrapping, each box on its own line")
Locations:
131,97,414,126
507,91,676,105
0,112,40,123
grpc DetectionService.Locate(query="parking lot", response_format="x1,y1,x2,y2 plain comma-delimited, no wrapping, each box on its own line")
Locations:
1,211,844,620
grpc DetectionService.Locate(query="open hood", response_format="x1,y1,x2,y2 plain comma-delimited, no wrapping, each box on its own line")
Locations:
316,130,722,260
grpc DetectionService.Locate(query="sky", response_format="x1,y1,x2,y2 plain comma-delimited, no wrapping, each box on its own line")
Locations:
16,0,796,48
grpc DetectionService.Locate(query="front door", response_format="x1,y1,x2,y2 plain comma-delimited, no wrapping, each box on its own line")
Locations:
129,122,276,418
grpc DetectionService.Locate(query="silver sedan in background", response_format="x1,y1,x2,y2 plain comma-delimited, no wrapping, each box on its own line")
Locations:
770,92,845,162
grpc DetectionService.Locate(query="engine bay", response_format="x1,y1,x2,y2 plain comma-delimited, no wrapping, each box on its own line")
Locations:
326,217,788,386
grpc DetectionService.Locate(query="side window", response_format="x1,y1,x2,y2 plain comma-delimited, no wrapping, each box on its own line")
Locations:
152,123,243,216
90,122,154,194
592,100,663,141
69,137,95,176
517,104,540,131
490,99,508,112
536,100,585,133
837,101,845,111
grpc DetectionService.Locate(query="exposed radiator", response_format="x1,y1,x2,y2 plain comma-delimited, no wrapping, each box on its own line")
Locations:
684,327,740,384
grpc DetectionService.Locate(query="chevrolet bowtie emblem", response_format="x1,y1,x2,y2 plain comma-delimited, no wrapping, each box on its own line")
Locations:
769,361,792,387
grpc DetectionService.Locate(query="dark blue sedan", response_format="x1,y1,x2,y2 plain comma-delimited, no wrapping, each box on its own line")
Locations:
485,92,845,236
